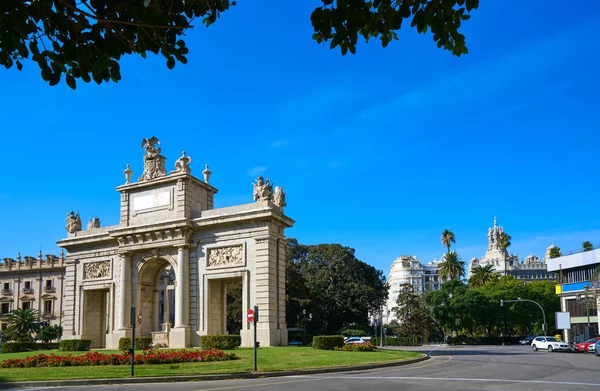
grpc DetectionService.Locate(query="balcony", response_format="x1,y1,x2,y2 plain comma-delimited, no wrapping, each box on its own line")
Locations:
42,311,54,318
1,288,10,295
0,312,9,319
44,286,55,293
22,288,33,294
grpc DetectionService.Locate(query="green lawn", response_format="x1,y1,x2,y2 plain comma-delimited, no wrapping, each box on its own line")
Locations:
0,347,423,383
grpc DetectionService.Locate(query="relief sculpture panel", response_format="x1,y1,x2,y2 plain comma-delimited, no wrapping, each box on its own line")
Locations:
83,260,111,280
207,245,244,268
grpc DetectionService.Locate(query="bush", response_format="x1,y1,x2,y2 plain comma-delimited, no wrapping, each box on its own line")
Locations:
372,336,422,346
200,335,241,350
0,348,239,368
340,329,366,337
312,335,345,350
59,339,92,351
118,337,154,352
1,342,60,353
335,343,375,352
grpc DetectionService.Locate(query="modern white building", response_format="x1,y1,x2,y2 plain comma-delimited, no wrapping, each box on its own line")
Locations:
547,248,600,342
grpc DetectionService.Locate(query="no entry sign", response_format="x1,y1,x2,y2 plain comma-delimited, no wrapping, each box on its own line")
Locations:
247,309,255,323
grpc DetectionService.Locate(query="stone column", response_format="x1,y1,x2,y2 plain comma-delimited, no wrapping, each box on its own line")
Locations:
118,253,131,330
175,246,189,327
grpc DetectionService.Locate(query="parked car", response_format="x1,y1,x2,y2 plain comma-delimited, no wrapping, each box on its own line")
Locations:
588,344,595,353
574,337,600,352
531,336,571,352
519,336,535,345
345,336,368,344
594,340,600,357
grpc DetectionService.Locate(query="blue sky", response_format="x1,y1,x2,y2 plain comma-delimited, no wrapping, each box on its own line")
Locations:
1,1,599,276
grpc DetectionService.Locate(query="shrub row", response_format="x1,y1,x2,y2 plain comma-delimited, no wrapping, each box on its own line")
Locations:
371,337,422,346
118,337,153,351
59,339,92,351
447,336,523,345
335,343,375,352
1,342,60,353
200,335,241,350
312,335,345,350
340,329,368,337
0,348,238,368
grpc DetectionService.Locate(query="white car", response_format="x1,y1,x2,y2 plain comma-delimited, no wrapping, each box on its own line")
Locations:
345,336,368,344
531,336,571,352
588,343,596,353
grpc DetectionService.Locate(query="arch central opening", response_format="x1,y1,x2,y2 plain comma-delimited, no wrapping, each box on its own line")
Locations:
136,257,175,338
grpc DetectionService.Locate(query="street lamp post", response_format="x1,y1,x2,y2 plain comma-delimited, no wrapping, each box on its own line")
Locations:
500,298,547,336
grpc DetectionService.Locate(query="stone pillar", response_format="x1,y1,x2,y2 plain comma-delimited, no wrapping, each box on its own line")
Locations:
175,246,189,327
118,253,131,330
170,246,191,348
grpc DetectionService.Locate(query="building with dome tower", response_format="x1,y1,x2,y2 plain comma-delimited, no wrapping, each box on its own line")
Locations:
467,218,556,282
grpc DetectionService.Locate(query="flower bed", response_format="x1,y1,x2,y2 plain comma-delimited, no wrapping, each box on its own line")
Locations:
0,348,238,368
334,343,375,352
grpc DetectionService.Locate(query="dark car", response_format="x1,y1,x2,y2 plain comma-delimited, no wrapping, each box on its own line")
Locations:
519,336,535,345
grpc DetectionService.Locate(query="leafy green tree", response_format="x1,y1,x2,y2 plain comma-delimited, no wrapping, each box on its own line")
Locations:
36,324,63,343
5,308,41,342
0,0,479,88
441,229,456,253
438,251,465,280
226,280,242,335
582,241,593,252
393,283,431,341
549,247,562,259
425,279,467,338
285,239,388,335
498,232,512,252
468,264,500,287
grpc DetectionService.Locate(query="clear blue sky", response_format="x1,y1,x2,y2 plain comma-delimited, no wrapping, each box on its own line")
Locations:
1,1,599,275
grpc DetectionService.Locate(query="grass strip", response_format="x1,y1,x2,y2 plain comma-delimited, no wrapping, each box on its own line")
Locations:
0,347,422,383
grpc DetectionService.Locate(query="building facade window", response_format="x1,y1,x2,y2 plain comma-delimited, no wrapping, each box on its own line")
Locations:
1,302,9,315
22,301,31,310
44,300,52,315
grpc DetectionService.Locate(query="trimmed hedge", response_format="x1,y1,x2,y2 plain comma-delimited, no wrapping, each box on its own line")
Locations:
312,335,344,350
447,336,523,345
340,329,367,337
118,337,154,351
1,342,60,353
200,335,241,350
372,336,422,346
59,339,92,351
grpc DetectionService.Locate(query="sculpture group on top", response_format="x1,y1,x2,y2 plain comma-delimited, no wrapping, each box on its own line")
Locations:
65,211,82,233
139,136,167,181
252,175,286,208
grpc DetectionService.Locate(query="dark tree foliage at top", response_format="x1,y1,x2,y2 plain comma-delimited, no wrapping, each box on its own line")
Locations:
0,0,479,89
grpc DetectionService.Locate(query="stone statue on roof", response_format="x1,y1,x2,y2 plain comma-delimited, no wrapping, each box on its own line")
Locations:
139,136,167,181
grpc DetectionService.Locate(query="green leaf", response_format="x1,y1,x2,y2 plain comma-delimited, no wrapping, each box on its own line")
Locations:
166,56,175,70
143,0,152,7
66,74,76,90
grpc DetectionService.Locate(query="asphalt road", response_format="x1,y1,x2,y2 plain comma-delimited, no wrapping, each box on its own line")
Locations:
10,345,600,391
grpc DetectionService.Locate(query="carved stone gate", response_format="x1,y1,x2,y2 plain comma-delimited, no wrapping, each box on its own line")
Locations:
57,138,293,349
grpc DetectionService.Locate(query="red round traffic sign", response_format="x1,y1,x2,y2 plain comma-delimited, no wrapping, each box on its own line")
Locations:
247,309,255,323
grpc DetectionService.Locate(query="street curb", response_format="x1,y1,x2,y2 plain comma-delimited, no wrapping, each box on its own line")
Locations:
0,355,429,389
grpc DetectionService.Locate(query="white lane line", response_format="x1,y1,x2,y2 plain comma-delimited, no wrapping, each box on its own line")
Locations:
293,375,600,387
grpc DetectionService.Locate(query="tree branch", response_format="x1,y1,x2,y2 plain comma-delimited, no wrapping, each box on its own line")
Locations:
57,0,194,30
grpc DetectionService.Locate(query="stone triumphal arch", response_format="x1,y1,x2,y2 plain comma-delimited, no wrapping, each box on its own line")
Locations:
57,137,293,349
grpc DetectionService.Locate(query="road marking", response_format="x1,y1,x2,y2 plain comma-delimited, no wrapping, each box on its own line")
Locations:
295,375,600,387
194,377,322,390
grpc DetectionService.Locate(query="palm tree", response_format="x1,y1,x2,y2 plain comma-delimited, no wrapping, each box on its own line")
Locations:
5,308,41,342
498,232,512,252
582,241,593,252
441,229,456,253
438,251,465,280
468,264,500,287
